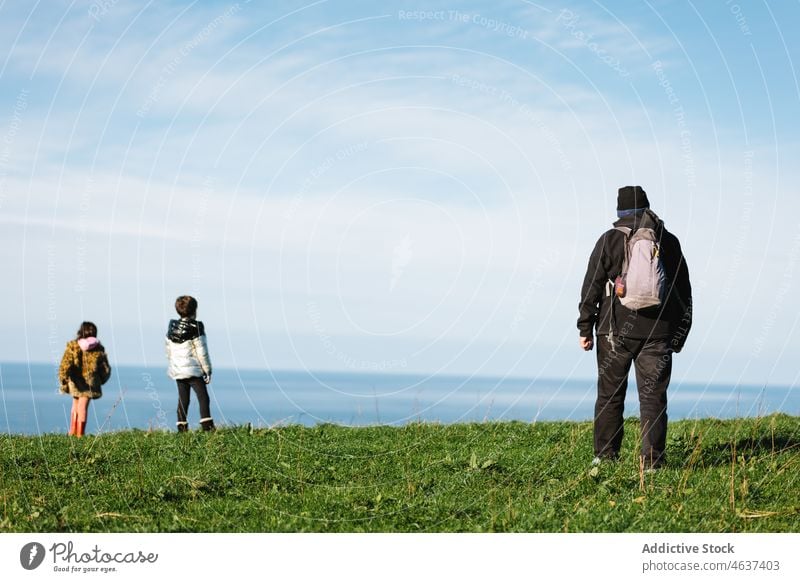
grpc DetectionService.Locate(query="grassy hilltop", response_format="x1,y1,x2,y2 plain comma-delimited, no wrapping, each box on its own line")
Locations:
1,415,798,532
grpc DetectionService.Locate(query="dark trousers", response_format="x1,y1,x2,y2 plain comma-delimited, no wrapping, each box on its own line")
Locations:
594,336,672,466
176,377,211,423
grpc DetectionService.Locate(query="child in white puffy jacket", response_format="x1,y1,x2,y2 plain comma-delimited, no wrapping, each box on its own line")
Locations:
165,295,214,432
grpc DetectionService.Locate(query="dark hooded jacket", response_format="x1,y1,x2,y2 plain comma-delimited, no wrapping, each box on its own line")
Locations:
577,210,692,349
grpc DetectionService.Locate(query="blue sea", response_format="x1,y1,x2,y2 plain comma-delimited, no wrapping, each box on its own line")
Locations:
0,362,797,435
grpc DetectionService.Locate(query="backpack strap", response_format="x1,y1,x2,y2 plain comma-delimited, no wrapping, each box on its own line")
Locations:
614,226,633,269
606,226,633,351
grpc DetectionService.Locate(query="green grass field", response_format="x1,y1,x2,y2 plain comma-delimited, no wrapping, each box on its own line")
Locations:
1,415,798,532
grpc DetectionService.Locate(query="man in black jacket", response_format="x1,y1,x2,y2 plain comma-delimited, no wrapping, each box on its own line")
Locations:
578,186,692,469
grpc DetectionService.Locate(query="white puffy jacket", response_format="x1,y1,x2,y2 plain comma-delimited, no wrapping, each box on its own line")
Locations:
165,318,213,380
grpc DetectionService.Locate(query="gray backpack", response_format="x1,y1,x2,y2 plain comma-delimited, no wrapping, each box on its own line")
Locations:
614,226,667,310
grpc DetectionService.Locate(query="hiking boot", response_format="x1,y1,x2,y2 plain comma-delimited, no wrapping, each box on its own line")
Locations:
200,418,216,432
591,454,618,466
641,454,665,473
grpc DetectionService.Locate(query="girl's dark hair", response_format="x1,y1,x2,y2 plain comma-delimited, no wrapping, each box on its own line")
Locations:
175,295,198,319
76,322,97,339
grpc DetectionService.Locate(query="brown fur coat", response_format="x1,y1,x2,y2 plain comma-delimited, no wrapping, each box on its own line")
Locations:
58,340,112,399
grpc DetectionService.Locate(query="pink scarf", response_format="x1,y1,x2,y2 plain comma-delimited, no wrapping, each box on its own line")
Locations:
78,337,100,351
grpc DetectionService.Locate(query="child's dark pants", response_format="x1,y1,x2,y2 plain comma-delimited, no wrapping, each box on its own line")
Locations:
176,376,211,424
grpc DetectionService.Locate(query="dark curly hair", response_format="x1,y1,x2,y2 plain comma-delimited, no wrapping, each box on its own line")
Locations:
76,321,98,339
175,295,198,319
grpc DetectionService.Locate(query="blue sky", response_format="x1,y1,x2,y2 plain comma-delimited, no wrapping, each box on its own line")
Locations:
1,0,799,387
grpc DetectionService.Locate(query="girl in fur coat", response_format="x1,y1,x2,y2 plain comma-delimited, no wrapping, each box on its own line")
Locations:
58,322,112,437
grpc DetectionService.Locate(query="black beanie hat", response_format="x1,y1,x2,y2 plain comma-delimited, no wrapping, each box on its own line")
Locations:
617,186,650,211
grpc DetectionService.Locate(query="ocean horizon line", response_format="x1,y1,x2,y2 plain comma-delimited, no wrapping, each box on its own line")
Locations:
0,360,791,392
